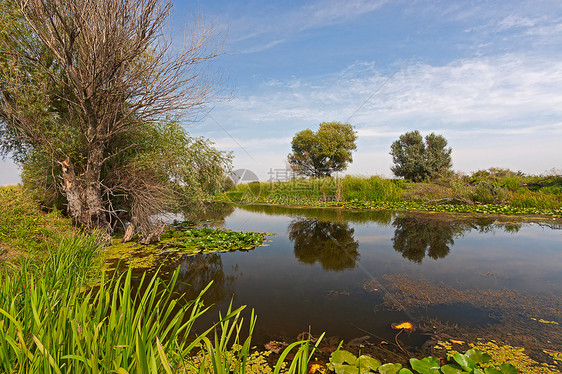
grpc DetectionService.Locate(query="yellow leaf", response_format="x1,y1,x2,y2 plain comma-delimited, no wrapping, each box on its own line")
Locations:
391,321,414,331
449,339,465,345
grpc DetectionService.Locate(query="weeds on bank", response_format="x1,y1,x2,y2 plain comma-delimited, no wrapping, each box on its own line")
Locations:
218,171,562,217
0,185,80,258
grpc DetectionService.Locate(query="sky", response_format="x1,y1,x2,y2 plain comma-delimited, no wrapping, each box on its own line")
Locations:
2,0,562,184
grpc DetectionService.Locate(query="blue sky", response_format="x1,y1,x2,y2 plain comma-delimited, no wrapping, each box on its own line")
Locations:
2,0,562,184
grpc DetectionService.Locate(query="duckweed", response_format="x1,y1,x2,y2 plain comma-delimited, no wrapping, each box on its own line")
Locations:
215,194,562,218
435,340,560,374
104,224,271,271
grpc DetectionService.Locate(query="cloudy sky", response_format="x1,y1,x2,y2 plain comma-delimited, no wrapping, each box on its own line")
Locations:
2,0,562,184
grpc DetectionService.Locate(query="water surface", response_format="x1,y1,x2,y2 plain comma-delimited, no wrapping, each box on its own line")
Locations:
143,205,562,357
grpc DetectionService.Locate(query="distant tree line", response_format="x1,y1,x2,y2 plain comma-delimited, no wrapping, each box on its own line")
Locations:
288,122,452,182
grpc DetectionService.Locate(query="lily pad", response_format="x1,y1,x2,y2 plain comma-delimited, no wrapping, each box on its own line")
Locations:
483,368,503,374
398,370,414,374
499,364,518,374
356,355,381,371
334,364,362,374
378,363,402,374
464,348,492,364
331,350,358,366
440,364,468,374
452,353,477,371
409,357,441,374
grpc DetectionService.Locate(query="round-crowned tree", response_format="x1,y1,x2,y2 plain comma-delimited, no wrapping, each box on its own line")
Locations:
390,131,452,182
288,121,357,177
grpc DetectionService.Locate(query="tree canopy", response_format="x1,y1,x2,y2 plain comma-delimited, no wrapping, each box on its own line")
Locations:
0,0,230,240
390,131,452,182
288,121,357,178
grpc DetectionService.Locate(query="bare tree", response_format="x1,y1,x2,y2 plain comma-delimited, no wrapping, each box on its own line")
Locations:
0,0,225,239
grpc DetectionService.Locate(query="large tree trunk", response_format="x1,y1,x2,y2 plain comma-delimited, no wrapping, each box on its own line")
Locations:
60,143,111,241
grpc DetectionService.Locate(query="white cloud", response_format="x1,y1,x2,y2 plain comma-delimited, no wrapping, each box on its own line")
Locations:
204,53,562,175
0,160,21,186
230,0,389,53
212,136,292,150
497,15,539,30
217,54,562,131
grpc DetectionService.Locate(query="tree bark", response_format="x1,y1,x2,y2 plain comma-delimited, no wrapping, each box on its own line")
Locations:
60,144,111,241
139,221,165,244
122,220,137,243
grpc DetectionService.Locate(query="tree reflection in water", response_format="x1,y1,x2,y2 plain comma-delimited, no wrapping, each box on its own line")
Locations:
391,216,461,263
391,215,521,263
173,253,237,305
288,219,359,271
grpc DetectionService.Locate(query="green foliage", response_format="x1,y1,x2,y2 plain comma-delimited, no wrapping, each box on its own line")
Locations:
328,348,517,374
1,0,230,235
222,176,404,204
217,171,562,218
288,122,357,177
19,120,233,231
0,185,81,256
330,349,381,374
340,175,405,202
390,131,452,182
162,226,269,253
409,357,441,374
0,249,237,372
438,340,560,374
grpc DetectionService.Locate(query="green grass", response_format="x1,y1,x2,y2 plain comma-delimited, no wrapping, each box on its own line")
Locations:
0,185,321,373
1,183,559,373
0,236,250,373
0,185,81,257
218,172,562,217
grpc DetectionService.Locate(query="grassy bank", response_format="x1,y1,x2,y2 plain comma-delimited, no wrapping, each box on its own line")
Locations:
0,186,320,373
218,170,562,217
1,185,559,373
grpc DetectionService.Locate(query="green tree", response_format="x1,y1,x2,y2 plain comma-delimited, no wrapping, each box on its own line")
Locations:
390,130,452,182
0,0,229,240
288,121,357,177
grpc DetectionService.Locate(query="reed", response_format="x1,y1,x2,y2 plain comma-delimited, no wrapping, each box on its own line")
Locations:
220,173,562,215
224,176,405,203
0,235,247,373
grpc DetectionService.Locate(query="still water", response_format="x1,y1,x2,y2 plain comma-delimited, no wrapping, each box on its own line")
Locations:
147,204,562,355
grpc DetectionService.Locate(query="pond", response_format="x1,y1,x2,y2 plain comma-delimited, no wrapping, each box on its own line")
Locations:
120,204,562,364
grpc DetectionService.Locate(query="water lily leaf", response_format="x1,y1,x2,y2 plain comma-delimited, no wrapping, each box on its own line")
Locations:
499,363,518,374
334,364,361,374
331,350,358,366
409,357,440,374
441,364,468,374
465,348,492,364
398,369,414,374
452,353,477,371
378,363,402,374
356,355,381,371
483,368,502,374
